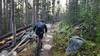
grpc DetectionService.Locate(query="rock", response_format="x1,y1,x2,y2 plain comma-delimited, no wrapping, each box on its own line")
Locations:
66,36,85,55
43,44,52,50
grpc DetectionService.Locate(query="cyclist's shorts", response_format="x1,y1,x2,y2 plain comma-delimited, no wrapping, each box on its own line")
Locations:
37,33,43,39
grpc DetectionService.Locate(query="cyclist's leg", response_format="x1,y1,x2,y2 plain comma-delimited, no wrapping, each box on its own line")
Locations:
36,35,41,56
35,33,43,56
36,34,43,56
39,33,44,49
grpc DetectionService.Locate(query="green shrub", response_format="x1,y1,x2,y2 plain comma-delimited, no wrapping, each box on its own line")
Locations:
78,41,97,56
53,33,68,56
53,21,99,56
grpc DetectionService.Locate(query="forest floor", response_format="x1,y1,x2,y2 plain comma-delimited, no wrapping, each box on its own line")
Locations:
16,22,100,56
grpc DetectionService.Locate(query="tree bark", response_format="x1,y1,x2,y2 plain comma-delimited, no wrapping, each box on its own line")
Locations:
0,0,3,36
52,0,55,15
36,0,39,19
68,0,79,25
25,0,28,26
32,0,36,25
10,0,16,38
41,0,46,20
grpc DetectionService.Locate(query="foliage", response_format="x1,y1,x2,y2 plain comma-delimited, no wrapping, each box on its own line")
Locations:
53,22,69,56
58,21,74,36
79,0,96,41
53,21,99,56
53,21,77,56
78,41,97,56
96,13,100,55
53,32,68,56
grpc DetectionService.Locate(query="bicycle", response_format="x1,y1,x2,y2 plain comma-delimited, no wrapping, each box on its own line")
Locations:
35,35,43,56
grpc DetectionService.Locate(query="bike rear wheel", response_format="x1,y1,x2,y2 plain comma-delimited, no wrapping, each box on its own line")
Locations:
35,38,42,56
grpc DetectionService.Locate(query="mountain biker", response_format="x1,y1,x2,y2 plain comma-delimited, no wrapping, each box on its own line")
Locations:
33,19,47,40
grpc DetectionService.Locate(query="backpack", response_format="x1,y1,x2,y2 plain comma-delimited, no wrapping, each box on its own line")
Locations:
35,22,44,33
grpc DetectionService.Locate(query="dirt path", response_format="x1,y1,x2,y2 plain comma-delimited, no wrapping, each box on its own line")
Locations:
40,24,55,56
17,23,56,56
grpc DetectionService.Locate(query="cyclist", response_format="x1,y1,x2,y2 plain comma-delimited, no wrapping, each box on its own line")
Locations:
33,19,47,45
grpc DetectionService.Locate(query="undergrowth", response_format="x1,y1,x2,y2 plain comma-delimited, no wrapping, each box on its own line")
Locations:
52,21,99,56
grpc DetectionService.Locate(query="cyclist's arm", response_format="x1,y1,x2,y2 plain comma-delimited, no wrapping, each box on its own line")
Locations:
33,25,36,31
44,24,47,33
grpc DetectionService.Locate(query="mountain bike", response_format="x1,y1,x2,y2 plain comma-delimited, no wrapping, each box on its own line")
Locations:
35,35,42,56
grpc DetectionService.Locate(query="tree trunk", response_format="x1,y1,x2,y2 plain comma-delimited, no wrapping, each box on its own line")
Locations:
7,0,11,33
5,0,8,18
32,0,36,25
36,0,39,19
41,0,46,20
52,0,55,23
10,0,16,38
52,0,55,15
3,0,6,17
3,0,9,34
25,0,28,26
68,0,79,25
0,0,2,36
56,0,60,21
